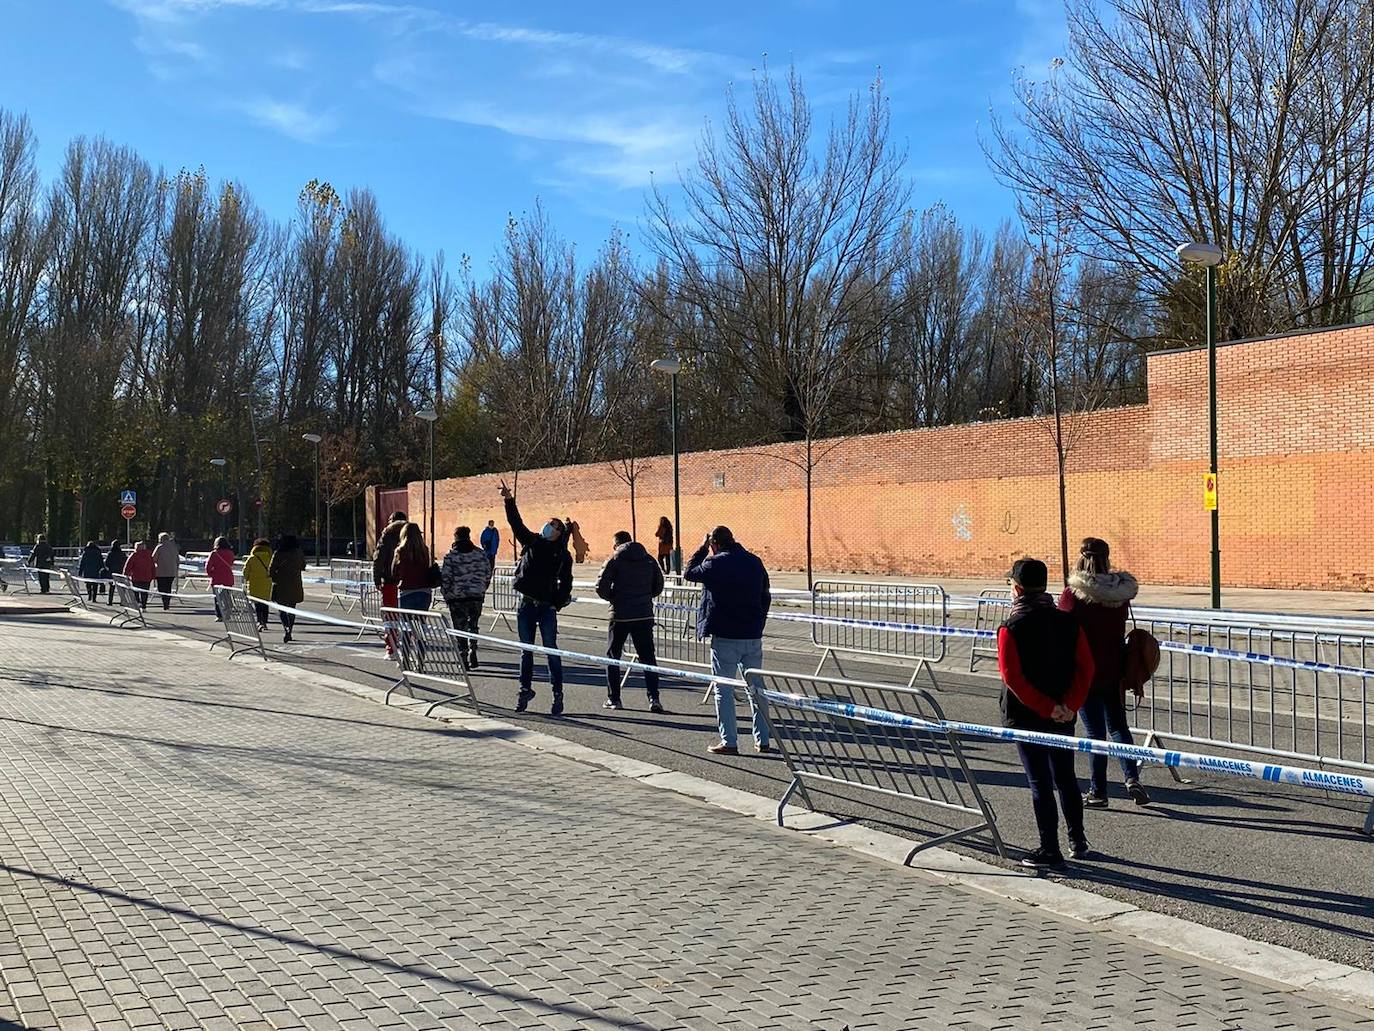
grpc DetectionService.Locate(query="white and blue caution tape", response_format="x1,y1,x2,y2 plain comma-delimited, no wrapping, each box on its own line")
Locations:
770,611,1374,680
760,690,1374,801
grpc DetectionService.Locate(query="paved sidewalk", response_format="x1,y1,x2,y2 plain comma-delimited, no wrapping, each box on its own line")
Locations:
1,617,1371,1029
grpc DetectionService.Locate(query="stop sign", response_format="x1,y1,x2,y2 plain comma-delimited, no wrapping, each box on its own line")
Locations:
121,504,136,520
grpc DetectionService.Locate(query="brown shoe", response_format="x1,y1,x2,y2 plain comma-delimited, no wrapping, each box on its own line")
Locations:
708,743,739,756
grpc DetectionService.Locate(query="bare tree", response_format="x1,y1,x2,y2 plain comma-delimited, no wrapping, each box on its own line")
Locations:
0,111,46,540
989,0,1374,339
646,67,910,586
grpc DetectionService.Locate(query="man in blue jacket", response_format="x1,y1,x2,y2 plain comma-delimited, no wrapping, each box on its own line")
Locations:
684,525,772,755
479,520,501,570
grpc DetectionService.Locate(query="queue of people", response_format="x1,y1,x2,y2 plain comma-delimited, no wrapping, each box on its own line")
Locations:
22,509,1160,873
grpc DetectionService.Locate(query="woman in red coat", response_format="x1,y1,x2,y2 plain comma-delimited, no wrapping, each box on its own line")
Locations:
122,541,157,610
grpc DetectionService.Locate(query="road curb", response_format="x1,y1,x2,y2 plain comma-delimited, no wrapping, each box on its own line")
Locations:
64,606,1374,1014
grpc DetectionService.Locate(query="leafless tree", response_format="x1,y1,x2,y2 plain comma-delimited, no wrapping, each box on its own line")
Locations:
989,0,1374,340
645,67,910,585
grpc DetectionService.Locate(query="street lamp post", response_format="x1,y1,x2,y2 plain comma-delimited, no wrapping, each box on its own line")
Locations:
416,410,439,549
210,458,228,539
650,357,683,574
301,433,322,566
1174,241,1224,609
243,393,265,538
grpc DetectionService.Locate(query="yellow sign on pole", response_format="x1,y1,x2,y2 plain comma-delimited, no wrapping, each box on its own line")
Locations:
1203,472,1218,511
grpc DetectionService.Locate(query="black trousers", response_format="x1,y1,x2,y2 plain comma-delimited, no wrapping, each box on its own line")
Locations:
132,580,151,609
155,576,174,610
253,602,269,627
1016,740,1085,853
447,598,484,655
607,621,659,701
86,582,100,602
36,572,51,594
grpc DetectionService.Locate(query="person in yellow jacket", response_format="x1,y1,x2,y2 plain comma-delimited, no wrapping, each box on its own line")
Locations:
243,537,274,631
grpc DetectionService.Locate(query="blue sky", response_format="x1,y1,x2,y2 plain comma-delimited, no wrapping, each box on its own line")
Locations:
0,0,1067,267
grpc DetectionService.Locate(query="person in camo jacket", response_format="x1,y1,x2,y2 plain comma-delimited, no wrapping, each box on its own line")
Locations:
441,525,493,669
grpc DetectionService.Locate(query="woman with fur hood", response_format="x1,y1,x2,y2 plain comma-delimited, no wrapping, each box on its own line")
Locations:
1058,537,1150,807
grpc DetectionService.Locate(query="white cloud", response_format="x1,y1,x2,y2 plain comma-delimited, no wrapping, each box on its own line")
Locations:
238,97,337,141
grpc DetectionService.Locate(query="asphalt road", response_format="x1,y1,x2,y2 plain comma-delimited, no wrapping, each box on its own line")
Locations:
42,586,1374,972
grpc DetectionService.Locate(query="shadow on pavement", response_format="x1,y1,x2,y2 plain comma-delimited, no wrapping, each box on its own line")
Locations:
0,864,651,1030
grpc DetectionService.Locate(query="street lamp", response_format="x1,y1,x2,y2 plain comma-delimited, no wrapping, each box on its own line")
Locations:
209,458,228,539
1174,241,1224,609
416,409,439,550
302,433,322,566
242,392,266,538
650,356,683,574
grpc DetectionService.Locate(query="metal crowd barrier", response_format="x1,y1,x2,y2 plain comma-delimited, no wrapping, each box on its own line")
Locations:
648,584,709,670
327,559,370,612
356,582,386,642
108,574,147,628
210,587,266,660
967,588,1011,671
487,563,518,631
810,580,947,688
1132,613,1374,779
384,607,482,716
61,571,91,611
752,670,1007,861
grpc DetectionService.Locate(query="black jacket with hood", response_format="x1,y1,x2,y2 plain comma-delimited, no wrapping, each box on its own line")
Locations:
595,541,665,621
506,497,573,608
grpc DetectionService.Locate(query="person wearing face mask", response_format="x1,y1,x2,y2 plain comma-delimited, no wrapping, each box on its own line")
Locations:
501,482,574,715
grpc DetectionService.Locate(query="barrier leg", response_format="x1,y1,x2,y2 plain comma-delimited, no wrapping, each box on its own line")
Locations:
325,594,343,612
1364,802,1374,837
905,659,939,693
813,648,839,679
1141,731,1191,784
776,776,815,826
383,674,413,706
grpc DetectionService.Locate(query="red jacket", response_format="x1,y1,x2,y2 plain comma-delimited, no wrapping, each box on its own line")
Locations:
393,551,433,591
206,547,237,588
122,550,156,581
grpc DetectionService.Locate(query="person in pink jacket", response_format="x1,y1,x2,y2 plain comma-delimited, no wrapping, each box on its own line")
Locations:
205,537,237,622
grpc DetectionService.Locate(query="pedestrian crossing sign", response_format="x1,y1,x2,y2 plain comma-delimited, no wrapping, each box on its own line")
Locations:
120,489,136,505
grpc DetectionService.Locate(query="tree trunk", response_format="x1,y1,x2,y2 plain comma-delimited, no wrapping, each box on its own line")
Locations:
629,474,637,540
805,435,814,590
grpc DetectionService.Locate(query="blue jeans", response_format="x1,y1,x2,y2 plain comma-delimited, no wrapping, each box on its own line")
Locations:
517,601,563,693
710,637,769,748
399,589,432,611
1079,690,1140,794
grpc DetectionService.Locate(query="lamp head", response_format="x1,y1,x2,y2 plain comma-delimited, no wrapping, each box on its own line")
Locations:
650,357,682,375
1174,242,1224,267
416,409,439,422
209,458,227,466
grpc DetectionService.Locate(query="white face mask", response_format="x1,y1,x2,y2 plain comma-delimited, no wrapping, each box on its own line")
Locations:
541,523,557,540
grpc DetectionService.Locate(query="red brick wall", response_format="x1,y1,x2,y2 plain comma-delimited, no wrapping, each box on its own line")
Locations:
409,324,1374,590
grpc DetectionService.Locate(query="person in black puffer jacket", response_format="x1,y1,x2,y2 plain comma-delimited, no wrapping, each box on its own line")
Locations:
596,531,666,712
502,486,573,715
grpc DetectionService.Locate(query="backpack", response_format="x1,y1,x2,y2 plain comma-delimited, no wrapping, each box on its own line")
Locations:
1121,608,1161,699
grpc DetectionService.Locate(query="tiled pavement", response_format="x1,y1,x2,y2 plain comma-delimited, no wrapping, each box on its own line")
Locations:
0,615,1369,1030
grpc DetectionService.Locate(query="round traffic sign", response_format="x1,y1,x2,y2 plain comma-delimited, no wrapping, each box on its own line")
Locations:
121,504,136,520
216,499,233,516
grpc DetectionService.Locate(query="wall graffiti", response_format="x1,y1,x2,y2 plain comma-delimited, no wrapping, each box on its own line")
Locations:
952,505,973,542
